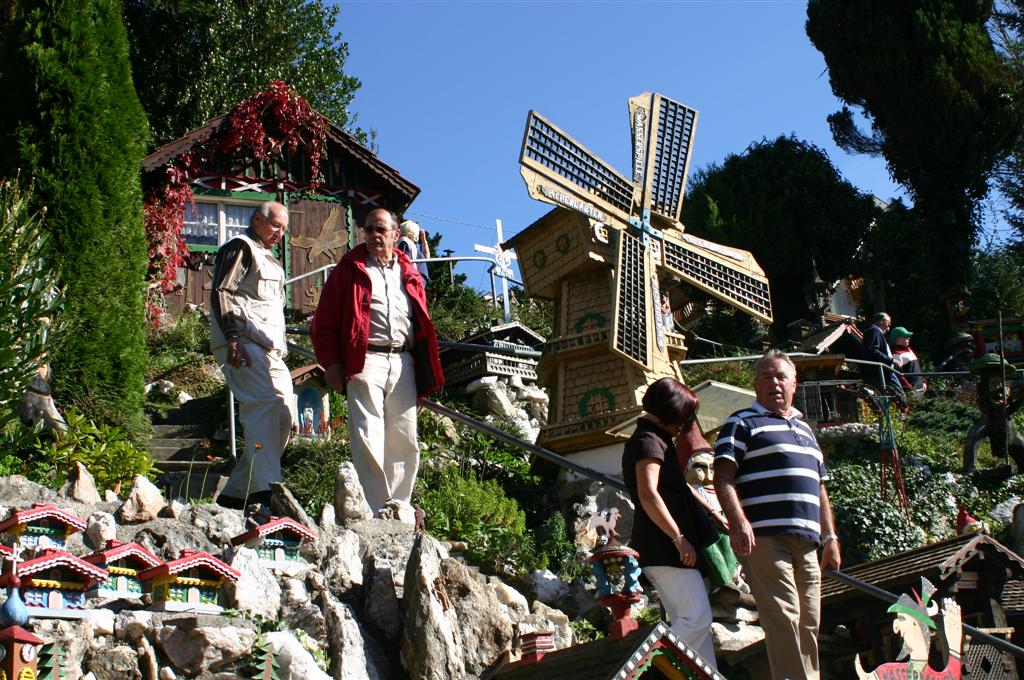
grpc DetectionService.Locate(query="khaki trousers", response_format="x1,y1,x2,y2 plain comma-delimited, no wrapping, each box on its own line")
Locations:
216,342,295,499
741,534,821,680
346,351,419,512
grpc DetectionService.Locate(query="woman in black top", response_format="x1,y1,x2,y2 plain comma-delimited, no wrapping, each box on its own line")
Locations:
622,377,718,669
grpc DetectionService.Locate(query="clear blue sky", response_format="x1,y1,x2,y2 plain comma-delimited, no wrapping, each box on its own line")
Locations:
339,0,908,290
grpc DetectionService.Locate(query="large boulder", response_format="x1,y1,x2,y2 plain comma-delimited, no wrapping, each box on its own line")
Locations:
321,529,365,596
85,645,142,680
335,462,372,525
321,591,391,680
118,476,166,523
225,546,282,619
281,577,327,640
84,511,117,551
61,461,101,504
154,616,257,676
401,534,466,680
441,559,516,677
263,630,331,680
363,555,402,643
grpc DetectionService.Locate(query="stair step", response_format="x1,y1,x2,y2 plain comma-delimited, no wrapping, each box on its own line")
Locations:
150,446,212,463
150,437,206,449
156,471,228,501
152,423,214,438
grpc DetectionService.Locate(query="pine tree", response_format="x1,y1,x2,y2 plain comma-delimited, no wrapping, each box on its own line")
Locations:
0,0,150,434
249,640,282,680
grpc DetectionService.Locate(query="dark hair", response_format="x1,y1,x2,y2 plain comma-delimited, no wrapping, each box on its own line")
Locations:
642,377,698,427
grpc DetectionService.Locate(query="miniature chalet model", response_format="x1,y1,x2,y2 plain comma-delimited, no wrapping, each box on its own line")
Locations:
0,625,45,680
81,540,163,601
291,365,331,438
0,505,85,554
2,549,107,619
230,516,317,570
492,622,723,680
137,548,238,613
507,93,772,468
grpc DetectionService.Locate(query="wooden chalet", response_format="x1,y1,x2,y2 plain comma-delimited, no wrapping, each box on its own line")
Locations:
291,364,330,438
0,504,85,553
2,549,108,619
81,539,163,600
142,98,419,319
490,623,722,680
230,516,317,571
137,548,239,613
0,625,46,680
821,533,1024,679
440,321,545,388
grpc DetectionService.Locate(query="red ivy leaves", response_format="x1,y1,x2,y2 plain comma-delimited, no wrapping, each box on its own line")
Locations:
143,81,328,323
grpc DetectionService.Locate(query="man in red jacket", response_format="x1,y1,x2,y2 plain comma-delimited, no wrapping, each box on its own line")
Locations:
311,208,444,513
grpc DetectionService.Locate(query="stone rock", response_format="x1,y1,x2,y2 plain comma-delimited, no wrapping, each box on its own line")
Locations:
264,630,330,680
281,577,326,640
322,591,391,680
322,529,365,594
118,476,166,523
475,384,517,420
31,618,89,677
335,462,372,525
351,518,419,601
554,580,603,621
993,497,1022,526
441,558,515,677
178,391,194,404
526,569,570,606
154,618,257,676
61,462,102,504
86,645,142,680
319,503,336,531
271,482,319,534
401,534,466,679
376,498,417,525
520,601,573,651
225,546,282,619
158,668,176,680
518,386,548,404
465,376,498,394
186,503,245,548
712,621,766,654
104,489,119,503
573,481,636,550
160,499,187,519
363,557,402,643
125,517,219,562
0,475,62,508
137,637,159,680
712,605,759,624
85,608,116,637
491,581,529,618
116,610,155,643
84,511,117,551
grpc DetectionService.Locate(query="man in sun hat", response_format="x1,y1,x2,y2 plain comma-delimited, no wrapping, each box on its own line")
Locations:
890,326,926,394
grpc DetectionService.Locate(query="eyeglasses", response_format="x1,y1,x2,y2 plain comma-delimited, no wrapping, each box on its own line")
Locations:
365,226,393,235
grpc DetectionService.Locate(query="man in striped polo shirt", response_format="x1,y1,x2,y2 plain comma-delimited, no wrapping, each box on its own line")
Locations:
714,350,841,680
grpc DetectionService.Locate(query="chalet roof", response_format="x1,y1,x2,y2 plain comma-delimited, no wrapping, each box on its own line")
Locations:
459,322,546,348
491,623,722,680
0,545,11,558
137,549,239,583
230,516,318,546
82,540,163,570
822,533,1024,605
0,504,85,534
1002,580,1024,617
0,625,44,645
141,113,419,210
797,322,863,355
290,364,326,385
7,549,109,587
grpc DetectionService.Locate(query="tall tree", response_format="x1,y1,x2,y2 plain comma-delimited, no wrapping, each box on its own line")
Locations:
0,0,150,433
682,135,875,340
123,0,364,147
806,0,1021,297
992,1,1024,246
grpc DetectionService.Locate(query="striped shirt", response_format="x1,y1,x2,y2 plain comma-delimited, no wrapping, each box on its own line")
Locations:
714,401,827,543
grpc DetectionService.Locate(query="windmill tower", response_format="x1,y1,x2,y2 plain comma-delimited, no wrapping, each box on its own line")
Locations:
505,93,773,471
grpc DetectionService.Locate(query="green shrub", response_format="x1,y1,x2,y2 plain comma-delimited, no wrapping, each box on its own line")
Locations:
680,360,755,390
282,429,351,517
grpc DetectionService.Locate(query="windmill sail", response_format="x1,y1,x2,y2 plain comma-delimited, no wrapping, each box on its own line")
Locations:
611,229,652,368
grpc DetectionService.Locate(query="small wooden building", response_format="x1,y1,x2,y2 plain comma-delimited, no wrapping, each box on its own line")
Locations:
137,548,239,614
291,365,330,438
142,87,419,320
820,533,1024,679
0,505,85,554
2,549,108,619
230,516,317,571
490,623,722,680
0,625,45,680
441,322,545,388
81,539,163,601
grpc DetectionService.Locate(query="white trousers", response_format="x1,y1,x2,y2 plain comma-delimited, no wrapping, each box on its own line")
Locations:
216,342,295,499
346,351,419,512
643,566,718,670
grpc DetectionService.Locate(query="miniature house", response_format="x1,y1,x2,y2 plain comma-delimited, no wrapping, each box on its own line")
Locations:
440,322,545,388
291,365,330,438
491,622,723,680
2,549,108,619
791,354,865,428
0,505,85,554
137,549,239,613
0,625,45,680
230,516,317,571
81,540,163,601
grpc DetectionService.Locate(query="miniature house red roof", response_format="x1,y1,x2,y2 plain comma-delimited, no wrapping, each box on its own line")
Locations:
137,549,239,583
0,504,86,534
4,549,109,588
0,625,44,645
0,545,11,559
82,540,163,570
230,516,318,547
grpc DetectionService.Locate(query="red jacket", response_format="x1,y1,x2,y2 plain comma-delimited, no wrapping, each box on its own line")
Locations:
310,244,444,397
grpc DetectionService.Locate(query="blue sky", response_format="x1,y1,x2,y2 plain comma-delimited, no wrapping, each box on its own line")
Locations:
339,0,908,290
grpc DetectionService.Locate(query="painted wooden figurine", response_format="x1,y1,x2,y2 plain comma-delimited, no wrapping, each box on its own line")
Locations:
137,549,239,613
0,625,46,680
2,549,108,619
81,540,163,601
230,516,317,572
0,505,85,554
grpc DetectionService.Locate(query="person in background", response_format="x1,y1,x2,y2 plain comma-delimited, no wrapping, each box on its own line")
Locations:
622,377,719,669
890,326,926,394
210,201,295,515
715,350,841,680
398,219,430,281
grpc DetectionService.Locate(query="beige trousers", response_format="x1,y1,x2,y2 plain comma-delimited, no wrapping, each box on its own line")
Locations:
216,342,295,499
346,351,419,512
741,534,821,680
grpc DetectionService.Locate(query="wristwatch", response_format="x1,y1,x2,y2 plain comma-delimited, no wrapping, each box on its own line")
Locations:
822,533,839,545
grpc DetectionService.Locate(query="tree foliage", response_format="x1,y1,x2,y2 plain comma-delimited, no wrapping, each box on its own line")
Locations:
806,0,1022,289
0,0,150,434
682,135,875,339
123,0,364,147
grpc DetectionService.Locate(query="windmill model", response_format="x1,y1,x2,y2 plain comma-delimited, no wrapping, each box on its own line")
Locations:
506,93,773,460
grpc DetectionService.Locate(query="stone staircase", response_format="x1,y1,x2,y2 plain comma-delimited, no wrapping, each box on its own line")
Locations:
149,395,228,501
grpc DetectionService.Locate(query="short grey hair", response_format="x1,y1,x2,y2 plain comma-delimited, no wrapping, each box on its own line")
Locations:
251,201,287,226
873,312,891,324
364,207,399,231
755,349,796,377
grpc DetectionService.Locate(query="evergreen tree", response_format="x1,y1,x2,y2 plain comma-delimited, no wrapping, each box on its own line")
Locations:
0,0,150,434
